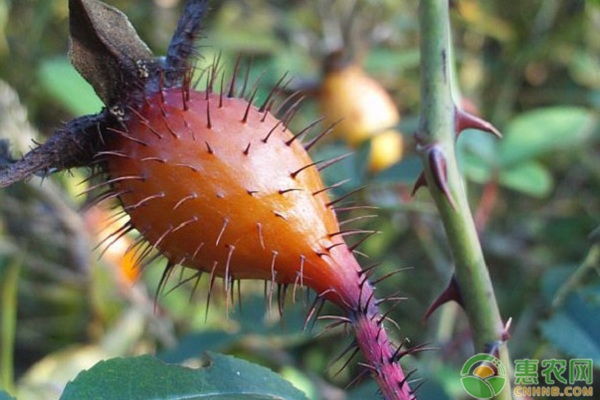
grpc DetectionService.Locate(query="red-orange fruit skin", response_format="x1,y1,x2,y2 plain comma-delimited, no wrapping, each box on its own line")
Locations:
105,89,362,307
105,88,413,400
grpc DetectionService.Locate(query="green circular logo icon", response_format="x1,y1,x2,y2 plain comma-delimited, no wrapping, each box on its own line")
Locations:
460,354,507,399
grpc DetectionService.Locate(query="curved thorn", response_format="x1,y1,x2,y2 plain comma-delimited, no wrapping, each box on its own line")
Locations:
422,274,463,321
411,172,427,196
427,145,456,209
455,107,502,139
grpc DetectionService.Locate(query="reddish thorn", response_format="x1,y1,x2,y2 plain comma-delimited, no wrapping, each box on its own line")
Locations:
242,87,259,123
155,261,176,300
358,262,382,278
259,72,289,112
317,152,353,172
243,142,251,156
303,290,332,331
371,267,410,286
326,186,365,208
239,58,252,98
228,55,242,98
278,188,301,195
205,261,218,321
273,90,302,117
304,120,340,152
331,344,360,378
277,283,288,320
329,228,375,239
206,98,212,129
219,71,225,108
262,120,283,143
285,117,325,146
455,107,502,139
391,341,435,363
422,275,463,321
325,242,345,251
313,179,351,196
427,145,457,209
411,172,427,196
280,95,305,130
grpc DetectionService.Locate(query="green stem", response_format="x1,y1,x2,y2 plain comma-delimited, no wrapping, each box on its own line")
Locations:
417,1,512,398
1,256,21,395
553,244,600,308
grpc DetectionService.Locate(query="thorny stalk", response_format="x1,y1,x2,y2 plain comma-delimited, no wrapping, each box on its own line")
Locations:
416,1,512,398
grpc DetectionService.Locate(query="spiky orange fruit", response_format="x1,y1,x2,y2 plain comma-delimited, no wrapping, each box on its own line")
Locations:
100,83,413,399
104,89,362,306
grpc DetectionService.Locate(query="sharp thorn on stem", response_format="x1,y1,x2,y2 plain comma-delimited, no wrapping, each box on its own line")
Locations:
455,107,502,139
422,274,463,321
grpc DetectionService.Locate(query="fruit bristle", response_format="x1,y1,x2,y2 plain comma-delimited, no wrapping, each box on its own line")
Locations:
259,72,290,113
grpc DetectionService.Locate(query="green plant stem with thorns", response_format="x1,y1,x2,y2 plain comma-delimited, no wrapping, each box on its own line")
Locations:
417,1,512,397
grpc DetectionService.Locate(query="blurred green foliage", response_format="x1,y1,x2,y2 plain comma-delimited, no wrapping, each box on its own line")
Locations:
0,0,599,399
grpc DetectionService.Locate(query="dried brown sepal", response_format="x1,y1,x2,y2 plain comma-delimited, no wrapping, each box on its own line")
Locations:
165,0,210,84
69,0,155,105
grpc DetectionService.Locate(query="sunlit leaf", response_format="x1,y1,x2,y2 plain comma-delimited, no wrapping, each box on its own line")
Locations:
498,161,553,197
499,107,596,166
37,58,103,116
61,353,308,400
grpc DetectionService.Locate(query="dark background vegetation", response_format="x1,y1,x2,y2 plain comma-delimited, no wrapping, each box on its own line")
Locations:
0,1,599,399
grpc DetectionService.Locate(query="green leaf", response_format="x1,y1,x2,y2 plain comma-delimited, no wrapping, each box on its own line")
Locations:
157,331,241,364
461,150,494,183
37,57,103,116
61,353,307,400
540,290,600,364
499,106,596,166
498,161,553,197
0,390,15,400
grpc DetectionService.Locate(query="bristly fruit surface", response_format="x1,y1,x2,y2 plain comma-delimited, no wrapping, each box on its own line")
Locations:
97,73,414,398
103,88,364,307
